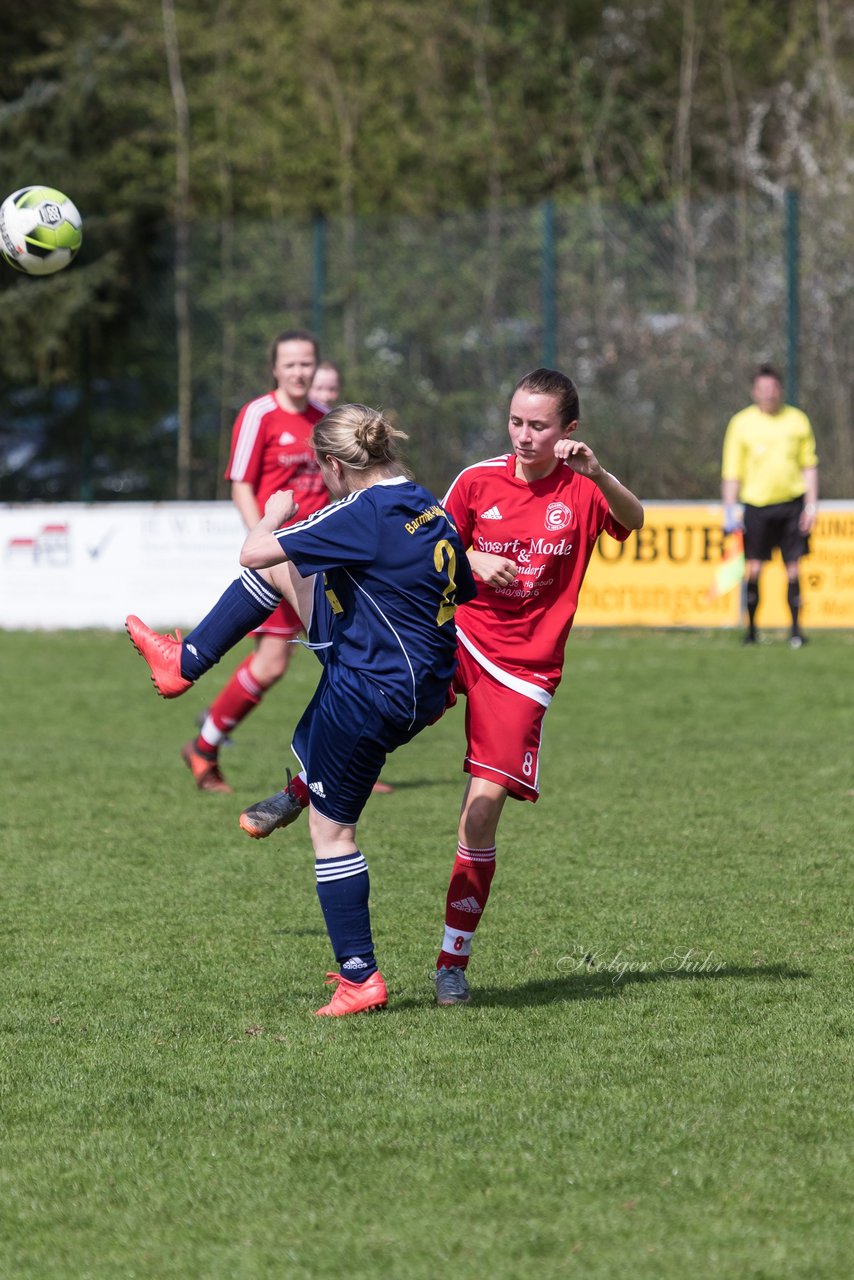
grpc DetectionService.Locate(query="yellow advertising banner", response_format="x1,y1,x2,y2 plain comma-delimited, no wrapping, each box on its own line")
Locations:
576,501,854,629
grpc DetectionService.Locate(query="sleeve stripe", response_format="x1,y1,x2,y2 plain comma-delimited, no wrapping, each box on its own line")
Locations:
442,456,508,505
274,489,362,540
230,395,276,480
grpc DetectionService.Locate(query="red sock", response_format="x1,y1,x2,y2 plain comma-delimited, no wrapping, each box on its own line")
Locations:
289,771,310,807
436,843,496,971
197,655,266,753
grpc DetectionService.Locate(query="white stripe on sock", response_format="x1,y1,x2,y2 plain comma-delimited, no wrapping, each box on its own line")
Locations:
316,855,368,883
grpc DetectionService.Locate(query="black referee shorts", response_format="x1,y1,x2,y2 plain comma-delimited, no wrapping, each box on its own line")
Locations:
744,497,809,563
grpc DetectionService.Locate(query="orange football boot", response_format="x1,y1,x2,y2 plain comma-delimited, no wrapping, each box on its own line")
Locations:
180,740,233,794
126,615,192,699
314,970,388,1016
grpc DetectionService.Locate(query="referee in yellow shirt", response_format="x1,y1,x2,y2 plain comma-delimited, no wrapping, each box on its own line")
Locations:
721,364,819,648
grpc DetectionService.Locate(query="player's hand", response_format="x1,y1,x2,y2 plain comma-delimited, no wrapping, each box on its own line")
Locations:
467,550,518,587
555,439,603,478
799,504,817,534
723,504,744,536
264,490,298,526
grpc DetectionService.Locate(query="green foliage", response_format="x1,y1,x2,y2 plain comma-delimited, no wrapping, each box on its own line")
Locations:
1,0,853,499
1,627,853,1277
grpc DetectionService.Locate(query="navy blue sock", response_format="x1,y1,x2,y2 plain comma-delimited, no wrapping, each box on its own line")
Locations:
180,569,282,680
315,852,377,982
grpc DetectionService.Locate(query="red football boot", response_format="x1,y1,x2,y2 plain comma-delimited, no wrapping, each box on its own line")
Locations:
314,971,388,1017
126,615,192,699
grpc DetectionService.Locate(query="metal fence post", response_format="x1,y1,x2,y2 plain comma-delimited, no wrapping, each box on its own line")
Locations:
541,199,557,367
785,188,799,406
312,211,327,343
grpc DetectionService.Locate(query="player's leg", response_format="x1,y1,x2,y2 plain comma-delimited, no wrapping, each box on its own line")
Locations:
126,566,284,696
434,775,506,1005
289,664,398,1015
185,561,319,788
268,559,315,629
742,504,769,644
310,808,387,1016
784,560,805,646
781,499,810,647
744,560,762,644
434,655,545,1004
187,630,295,793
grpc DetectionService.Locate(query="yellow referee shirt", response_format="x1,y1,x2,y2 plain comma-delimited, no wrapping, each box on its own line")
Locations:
721,404,818,507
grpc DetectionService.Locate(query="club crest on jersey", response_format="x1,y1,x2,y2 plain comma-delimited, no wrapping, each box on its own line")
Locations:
544,501,572,531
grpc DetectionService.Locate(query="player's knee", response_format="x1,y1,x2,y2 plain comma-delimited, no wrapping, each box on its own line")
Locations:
250,650,290,685
460,794,503,847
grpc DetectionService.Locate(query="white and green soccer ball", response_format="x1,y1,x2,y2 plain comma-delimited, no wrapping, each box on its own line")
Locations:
0,186,83,276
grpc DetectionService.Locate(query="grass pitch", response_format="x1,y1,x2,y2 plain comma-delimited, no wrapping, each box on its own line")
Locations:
1,628,852,1279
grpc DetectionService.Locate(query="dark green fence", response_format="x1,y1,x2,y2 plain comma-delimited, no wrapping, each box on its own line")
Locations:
1,192,851,503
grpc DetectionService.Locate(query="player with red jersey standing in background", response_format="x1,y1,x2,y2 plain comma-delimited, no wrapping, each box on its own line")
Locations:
180,330,327,793
433,368,645,1005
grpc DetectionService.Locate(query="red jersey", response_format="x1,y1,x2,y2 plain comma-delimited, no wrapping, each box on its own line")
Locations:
443,453,630,701
225,394,327,515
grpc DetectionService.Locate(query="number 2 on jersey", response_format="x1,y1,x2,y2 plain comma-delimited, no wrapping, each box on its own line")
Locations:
433,538,459,626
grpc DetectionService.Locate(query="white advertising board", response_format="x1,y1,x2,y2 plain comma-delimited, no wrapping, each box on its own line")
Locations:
0,503,245,629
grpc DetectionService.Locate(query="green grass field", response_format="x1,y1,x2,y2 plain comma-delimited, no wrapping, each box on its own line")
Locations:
1,628,852,1279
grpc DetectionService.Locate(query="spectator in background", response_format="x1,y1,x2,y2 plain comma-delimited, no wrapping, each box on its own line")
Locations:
721,364,819,648
180,329,326,792
309,361,342,413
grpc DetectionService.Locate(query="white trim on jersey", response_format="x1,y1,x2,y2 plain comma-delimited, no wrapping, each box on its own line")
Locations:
457,625,553,707
273,489,362,541
442,455,509,505
230,394,277,481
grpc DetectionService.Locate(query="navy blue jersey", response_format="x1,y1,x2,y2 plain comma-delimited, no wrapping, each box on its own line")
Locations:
275,477,477,725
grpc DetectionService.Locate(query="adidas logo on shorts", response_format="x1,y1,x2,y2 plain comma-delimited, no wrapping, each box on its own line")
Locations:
309,780,326,798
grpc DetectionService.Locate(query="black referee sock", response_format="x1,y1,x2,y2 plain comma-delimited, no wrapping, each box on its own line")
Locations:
746,578,760,635
787,578,802,635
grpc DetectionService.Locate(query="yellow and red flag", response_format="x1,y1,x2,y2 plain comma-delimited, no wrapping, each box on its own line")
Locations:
708,531,745,601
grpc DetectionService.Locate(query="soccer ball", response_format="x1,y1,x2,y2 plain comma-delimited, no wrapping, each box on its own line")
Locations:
0,186,83,276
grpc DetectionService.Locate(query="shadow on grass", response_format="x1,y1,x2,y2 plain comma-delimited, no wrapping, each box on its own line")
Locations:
476,963,811,1008
395,963,810,1011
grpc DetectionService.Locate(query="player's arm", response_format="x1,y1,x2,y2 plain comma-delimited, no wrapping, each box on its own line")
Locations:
231,480,262,531
800,465,818,533
240,491,299,569
467,550,518,586
555,440,644,530
721,478,743,534
720,418,744,532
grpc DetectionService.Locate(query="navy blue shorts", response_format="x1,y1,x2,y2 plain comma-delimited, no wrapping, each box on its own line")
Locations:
292,577,426,826
291,660,426,825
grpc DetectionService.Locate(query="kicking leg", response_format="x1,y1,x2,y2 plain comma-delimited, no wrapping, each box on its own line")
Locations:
126,567,283,697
